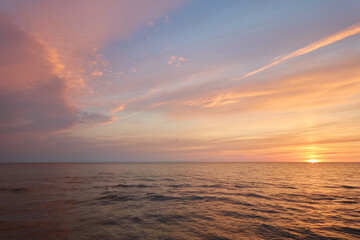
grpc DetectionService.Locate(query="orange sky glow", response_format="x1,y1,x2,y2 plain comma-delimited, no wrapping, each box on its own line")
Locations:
0,0,359,162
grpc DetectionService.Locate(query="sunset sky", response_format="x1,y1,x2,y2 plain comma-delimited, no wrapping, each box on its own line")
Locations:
0,0,359,162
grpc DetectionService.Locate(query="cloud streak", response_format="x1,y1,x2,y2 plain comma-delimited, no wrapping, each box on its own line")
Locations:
241,23,360,79
123,53,360,121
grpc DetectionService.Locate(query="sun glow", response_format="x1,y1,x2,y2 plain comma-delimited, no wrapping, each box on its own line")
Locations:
307,159,319,163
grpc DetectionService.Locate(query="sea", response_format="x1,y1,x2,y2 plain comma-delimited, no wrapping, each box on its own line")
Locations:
0,162,359,239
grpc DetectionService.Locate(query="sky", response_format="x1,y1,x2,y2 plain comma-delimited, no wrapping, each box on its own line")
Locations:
0,0,359,162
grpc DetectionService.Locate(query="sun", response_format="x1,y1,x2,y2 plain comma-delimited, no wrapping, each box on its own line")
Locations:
307,159,319,163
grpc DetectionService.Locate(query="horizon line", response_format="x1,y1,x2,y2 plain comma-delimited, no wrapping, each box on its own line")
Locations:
0,161,358,164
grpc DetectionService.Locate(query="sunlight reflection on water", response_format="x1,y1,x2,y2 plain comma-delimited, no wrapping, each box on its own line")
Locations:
0,163,359,239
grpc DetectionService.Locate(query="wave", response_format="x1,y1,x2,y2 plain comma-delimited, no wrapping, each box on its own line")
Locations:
96,194,134,203
326,226,360,236
0,187,28,192
340,185,359,189
167,184,192,188
244,193,271,200
111,184,154,188
221,210,268,220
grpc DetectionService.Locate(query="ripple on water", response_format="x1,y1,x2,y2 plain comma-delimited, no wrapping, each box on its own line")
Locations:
244,193,272,200
0,162,359,240
0,187,28,192
221,210,269,221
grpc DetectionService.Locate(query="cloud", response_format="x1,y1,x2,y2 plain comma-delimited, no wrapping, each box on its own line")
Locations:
0,1,186,134
0,14,114,135
0,0,186,113
240,22,360,79
91,69,103,76
2,120,359,162
0,14,76,134
1,0,185,78
168,56,187,67
3,0,184,45
123,53,360,119
1,1,358,163
204,58,360,111
78,112,116,125
112,104,126,114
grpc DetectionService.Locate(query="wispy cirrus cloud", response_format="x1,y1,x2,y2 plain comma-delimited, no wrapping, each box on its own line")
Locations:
123,53,360,118
239,23,360,79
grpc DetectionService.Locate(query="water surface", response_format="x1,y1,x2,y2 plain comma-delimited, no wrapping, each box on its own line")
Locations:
0,163,359,239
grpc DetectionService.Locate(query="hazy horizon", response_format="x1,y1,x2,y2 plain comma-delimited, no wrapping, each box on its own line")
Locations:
1,161,359,163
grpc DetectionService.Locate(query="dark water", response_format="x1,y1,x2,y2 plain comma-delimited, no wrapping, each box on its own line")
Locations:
0,163,359,240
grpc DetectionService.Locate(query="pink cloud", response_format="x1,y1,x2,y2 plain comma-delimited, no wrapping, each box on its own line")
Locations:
0,14,113,135
168,56,187,67
0,0,186,112
122,53,360,120
112,104,126,114
91,69,103,76
5,0,184,45
0,0,185,135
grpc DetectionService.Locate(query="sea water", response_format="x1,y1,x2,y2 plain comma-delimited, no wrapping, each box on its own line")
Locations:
0,163,359,239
